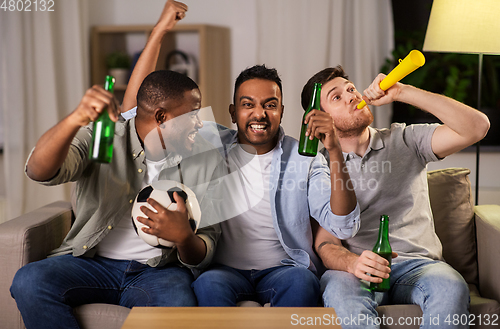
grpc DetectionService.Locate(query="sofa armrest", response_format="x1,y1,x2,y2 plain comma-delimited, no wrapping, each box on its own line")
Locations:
0,201,73,329
475,205,500,305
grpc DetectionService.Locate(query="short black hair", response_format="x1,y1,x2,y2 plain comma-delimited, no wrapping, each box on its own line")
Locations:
301,65,349,111
233,64,283,103
137,70,199,112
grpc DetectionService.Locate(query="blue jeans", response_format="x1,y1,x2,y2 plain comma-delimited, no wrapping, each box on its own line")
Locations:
192,264,320,306
320,259,470,329
10,254,196,329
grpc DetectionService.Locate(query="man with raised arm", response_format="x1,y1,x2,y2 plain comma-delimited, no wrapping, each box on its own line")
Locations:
10,3,225,328
302,65,489,328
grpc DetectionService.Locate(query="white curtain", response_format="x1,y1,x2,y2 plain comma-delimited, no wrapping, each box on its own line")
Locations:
256,0,394,139
0,0,89,220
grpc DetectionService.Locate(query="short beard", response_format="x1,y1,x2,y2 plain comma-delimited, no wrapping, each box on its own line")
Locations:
336,126,367,138
335,111,374,138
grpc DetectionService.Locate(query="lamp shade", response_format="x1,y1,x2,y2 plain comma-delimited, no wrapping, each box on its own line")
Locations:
423,0,500,54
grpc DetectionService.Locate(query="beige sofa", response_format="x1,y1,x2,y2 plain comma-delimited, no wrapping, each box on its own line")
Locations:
1,168,499,329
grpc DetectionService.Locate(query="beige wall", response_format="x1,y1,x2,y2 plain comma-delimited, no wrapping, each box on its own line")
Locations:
0,152,5,223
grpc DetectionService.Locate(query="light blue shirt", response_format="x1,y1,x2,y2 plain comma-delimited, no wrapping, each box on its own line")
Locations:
213,125,360,275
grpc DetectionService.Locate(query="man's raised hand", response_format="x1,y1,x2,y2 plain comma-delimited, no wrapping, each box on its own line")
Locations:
303,109,341,153
69,85,119,128
155,0,188,32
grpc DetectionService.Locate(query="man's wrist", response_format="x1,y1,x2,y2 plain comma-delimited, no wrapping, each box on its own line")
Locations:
392,83,411,103
65,112,88,130
176,231,198,249
346,255,359,275
327,144,344,161
151,25,170,39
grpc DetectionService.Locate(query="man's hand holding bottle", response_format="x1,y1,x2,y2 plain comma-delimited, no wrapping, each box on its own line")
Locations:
69,85,119,128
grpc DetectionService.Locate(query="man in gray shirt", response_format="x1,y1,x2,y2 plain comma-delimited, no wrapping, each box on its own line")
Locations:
301,65,490,328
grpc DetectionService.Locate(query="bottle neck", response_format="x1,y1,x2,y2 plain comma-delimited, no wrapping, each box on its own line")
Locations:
104,75,115,93
377,218,389,244
306,84,321,113
313,86,321,110
306,91,318,113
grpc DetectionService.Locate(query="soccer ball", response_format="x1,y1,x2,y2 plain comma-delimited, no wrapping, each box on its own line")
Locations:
131,180,201,248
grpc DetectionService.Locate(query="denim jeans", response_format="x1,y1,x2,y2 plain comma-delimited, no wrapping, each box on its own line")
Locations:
10,254,196,329
320,259,470,329
192,264,320,306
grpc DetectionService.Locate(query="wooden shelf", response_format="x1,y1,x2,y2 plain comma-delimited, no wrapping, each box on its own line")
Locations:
91,24,232,127
113,85,128,91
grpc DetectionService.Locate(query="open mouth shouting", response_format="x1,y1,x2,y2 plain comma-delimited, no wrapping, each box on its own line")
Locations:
248,122,269,133
187,130,198,143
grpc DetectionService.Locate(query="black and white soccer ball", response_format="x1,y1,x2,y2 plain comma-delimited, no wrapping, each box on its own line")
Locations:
131,180,201,248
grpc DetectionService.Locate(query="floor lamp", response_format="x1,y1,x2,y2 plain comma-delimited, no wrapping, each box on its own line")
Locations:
423,0,500,205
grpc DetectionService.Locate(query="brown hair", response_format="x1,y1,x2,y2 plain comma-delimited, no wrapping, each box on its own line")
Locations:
301,65,348,111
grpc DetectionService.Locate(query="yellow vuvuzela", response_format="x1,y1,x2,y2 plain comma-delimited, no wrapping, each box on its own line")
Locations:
357,50,425,109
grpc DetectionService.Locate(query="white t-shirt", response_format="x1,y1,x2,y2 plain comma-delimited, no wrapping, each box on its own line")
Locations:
213,145,290,270
95,158,166,264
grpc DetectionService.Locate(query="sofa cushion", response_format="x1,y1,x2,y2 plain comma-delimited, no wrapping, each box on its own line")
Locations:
427,168,478,285
73,304,130,329
469,284,500,329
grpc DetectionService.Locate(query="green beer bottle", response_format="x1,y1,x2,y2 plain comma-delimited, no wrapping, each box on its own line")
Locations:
89,75,116,163
298,82,321,156
370,215,392,292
